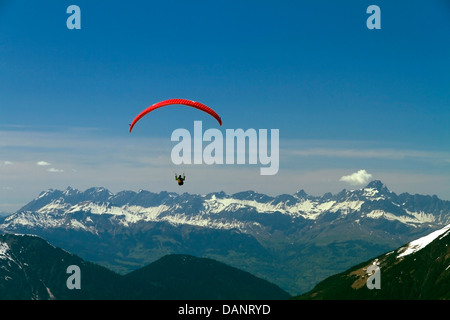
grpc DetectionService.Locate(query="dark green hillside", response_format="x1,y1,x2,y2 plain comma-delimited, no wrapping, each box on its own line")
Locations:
0,234,290,300
293,228,450,300
123,254,291,300
0,233,121,300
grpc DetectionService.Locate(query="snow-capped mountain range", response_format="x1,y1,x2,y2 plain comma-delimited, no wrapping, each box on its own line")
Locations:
2,180,448,233
1,180,449,295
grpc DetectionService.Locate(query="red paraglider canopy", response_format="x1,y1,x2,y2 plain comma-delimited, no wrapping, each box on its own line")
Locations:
129,98,222,132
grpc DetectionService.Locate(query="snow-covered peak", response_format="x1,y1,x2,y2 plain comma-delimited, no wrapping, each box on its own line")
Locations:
359,180,391,201
361,187,387,201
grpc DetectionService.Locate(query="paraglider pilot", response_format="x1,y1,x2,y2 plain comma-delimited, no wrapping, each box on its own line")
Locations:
175,174,185,186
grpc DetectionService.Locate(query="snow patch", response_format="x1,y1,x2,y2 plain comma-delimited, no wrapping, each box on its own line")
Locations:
397,223,450,259
0,242,12,261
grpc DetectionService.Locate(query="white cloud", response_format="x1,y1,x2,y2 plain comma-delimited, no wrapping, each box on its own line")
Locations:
47,168,64,173
37,161,51,166
2,161,13,165
340,169,373,186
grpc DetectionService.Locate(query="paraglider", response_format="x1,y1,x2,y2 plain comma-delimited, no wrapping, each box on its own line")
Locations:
129,99,222,186
175,173,185,186
129,98,222,133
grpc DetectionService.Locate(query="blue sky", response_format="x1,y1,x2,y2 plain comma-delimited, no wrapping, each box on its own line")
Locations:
1,0,449,212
